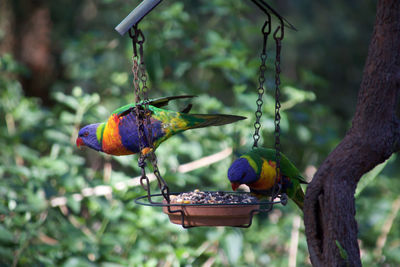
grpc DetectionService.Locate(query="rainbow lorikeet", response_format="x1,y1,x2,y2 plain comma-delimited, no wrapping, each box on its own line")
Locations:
76,95,246,156
227,148,307,210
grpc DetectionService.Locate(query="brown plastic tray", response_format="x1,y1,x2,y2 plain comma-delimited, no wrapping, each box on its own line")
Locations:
162,201,260,227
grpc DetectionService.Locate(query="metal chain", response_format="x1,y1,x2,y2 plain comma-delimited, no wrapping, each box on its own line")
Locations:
129,26,142,103
129,26,146,156
129,25,170,202
251,15,286,205
135,26,153,155
137,32,155,162
252,18,271,149
130,26,150,193
136,33,170,199
271,25,284,201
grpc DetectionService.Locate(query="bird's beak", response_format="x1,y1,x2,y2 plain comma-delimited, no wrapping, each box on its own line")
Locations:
76,137,84,148
231,182,241,191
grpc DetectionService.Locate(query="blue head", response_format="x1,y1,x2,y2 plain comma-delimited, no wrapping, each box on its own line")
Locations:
227,157,258,190
76,123,102,152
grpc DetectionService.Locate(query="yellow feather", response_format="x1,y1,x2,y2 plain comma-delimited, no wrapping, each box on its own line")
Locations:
248,160,277,190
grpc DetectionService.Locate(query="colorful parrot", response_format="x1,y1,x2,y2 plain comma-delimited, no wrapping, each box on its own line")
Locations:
227,147,307,210
76,95,246,156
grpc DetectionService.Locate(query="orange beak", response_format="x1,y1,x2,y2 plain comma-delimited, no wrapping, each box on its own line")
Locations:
231,182,241,191
76,137,84,148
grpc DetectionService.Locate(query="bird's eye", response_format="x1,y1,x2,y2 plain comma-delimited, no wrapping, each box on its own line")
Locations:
83,132,89,137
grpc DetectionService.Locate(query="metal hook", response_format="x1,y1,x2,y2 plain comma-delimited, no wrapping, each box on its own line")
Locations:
261,18,271,55
137,29,145,44
261,15,271,35
273,25,284,41
128,25,136,39
129,25,140,57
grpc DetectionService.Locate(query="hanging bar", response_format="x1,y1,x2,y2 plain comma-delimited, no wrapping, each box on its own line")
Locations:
115,0,295,36
250,0,297,31
115,0,163,36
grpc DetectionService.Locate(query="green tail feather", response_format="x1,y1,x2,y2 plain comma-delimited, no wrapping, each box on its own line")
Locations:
292,186,305,211
184,114,246,129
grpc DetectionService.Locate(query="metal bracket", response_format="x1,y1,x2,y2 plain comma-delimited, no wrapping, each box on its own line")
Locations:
115,0,163,36
114,0,296,36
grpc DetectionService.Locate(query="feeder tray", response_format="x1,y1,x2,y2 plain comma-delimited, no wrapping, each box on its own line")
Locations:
135,191,285,228
163,201,259,227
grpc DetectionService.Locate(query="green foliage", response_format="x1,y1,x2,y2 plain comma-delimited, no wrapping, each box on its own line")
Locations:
1,0,400,266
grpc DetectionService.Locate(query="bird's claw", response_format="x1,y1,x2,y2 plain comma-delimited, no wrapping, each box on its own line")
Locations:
280,193,288,206
141,147,153,155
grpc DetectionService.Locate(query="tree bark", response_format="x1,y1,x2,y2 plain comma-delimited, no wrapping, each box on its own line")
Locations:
1,0,56,105
19,1,55,105
304,1,400,266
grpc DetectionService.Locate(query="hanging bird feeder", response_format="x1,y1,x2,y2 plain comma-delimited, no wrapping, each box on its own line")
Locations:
115,0,295,228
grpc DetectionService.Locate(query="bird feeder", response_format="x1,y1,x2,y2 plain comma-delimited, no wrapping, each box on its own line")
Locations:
116,0,295,228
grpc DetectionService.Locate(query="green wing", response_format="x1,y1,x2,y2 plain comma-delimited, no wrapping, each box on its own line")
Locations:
253,147,307,183
251,147,307,211
111,95,196,116
146,95,196,108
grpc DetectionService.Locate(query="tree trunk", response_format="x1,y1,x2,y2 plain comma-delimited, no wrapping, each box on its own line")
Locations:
19,1,55,105
303,0,400,266
1,0,56,105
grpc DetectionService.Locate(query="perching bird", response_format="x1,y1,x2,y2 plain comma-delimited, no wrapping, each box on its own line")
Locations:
227,147,307,210
76,95,246,156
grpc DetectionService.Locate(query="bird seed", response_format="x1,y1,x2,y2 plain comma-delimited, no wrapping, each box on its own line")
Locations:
169,190,258,204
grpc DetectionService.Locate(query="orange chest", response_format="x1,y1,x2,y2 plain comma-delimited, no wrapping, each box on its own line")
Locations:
101,115,133,156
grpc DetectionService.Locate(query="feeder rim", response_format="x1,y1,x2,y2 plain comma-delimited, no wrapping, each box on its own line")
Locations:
134,190,284,207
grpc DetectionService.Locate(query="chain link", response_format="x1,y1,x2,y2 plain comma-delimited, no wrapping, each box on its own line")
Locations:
252,19,271,149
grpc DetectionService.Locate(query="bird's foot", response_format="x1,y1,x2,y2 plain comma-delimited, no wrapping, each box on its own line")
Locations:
280,193,288,206
141,147,153,155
